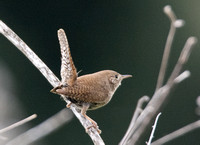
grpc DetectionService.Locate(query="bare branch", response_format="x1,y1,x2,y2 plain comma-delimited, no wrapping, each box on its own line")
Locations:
119,96,150,145
155,5,184,91
128,67,193,144
0,20,60,87
173,70,190,84
0,114,37,134
120,71,191,145
146,113,162,145
0,20,105,145
167,37,197,84
122,6,197,144
6,109,73,145
151,120,200,145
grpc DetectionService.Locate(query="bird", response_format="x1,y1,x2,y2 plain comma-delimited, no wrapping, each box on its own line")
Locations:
51,29,132,134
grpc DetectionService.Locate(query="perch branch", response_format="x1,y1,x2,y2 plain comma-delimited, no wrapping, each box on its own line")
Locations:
151,120,200,145
0,20,60,87
0,114,37,134
0,20,105,145
6,109,73,145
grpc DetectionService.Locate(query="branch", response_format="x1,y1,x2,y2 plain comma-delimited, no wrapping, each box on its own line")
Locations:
167,37,197,84
155,5,184,91
0,114,37,134
6,109,73,145
119,96,150,145
151,120,200,145
0,20,60,87
146,113,162,145
0,20,105,145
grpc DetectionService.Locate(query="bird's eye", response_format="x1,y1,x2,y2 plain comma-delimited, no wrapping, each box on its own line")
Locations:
115,75,118,79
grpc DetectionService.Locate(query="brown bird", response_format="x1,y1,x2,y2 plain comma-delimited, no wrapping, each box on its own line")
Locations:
51,29,132,133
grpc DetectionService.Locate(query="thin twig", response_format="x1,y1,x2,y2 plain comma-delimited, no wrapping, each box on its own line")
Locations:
6,109,73,145
174,70,190,84
146,113,162,145
167,37,197,84
0,20,105,145
119,96,150,145
155,5,184,91
0,114,37,134
151,120,200,145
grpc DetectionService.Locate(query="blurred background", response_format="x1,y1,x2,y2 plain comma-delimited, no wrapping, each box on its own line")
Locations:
0,0,200,145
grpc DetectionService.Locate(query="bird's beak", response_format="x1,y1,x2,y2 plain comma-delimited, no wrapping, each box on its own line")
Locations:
121,74,132,79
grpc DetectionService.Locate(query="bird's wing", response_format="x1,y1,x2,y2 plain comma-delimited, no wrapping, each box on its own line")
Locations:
58,29,77,86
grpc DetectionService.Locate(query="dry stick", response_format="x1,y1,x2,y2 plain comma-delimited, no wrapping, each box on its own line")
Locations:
151,120,200,145
167,37,197,84
146,113,162,145
0,20,105,145
0,114,37,141
155,5,184,91
119,96,150,145
0,114,37,134
6,109,73,145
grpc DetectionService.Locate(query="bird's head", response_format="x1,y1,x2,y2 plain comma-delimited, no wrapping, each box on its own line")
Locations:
96,70,132,93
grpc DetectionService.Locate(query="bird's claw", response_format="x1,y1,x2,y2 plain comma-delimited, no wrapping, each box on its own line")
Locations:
86,123,102,134
66,102,72,108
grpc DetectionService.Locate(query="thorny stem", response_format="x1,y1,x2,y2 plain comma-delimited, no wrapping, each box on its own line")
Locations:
146,113,162,145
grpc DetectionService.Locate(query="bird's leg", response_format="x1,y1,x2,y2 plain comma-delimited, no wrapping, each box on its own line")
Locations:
66,102,72,108
81,103,102,134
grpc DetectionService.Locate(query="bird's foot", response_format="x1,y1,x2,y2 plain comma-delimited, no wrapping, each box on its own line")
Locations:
66,102,72,108
86,120,102,134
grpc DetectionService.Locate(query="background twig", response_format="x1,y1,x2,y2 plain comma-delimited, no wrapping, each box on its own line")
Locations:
119,96,150,145
151,120,200,145
6,109,73,145
0,114,37,134
146,113,162,145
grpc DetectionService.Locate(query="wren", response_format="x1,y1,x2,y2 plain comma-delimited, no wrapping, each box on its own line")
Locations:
51,29,132,133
